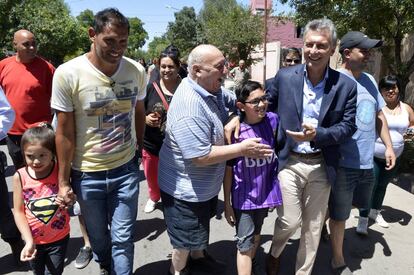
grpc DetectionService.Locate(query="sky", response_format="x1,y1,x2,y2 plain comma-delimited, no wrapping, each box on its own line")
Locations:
65,0,293,50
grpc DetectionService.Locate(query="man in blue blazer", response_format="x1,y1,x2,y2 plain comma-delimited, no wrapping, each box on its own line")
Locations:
266,19,357,275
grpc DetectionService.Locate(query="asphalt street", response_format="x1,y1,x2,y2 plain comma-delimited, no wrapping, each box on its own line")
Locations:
0,145,413,275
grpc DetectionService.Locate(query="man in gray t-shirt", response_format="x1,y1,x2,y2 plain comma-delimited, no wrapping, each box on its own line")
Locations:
328,31,396,273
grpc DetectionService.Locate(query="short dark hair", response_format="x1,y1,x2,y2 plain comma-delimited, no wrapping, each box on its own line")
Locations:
21,124,56,157
235,80,263,103
283,47,301,60
93,8,129,34
159,45,181,68
379,75,399,91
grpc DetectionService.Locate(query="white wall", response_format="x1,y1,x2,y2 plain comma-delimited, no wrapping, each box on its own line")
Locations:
250,41,281,84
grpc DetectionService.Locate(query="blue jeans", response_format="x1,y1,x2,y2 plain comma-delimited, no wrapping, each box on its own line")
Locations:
71,156,139,275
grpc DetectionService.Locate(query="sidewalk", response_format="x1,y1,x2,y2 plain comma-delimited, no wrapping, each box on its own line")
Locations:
1,145,413,274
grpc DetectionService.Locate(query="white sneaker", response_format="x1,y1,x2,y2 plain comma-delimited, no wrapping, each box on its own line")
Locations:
368,209,378,220
144,199,157,213
356,217,368,235
73,201,81,216
375,212,389,228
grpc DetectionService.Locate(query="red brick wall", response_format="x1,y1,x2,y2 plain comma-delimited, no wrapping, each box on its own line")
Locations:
266,19,303,48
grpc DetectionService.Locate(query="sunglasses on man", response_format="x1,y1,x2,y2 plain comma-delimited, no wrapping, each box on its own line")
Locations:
285,58,301,64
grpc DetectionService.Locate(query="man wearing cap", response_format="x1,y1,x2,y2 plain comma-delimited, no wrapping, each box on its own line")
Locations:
328,31,395,274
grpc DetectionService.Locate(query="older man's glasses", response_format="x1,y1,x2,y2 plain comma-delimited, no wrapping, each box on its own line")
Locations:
244,95,269,107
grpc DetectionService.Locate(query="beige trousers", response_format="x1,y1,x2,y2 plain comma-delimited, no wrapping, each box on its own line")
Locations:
270,154,331,275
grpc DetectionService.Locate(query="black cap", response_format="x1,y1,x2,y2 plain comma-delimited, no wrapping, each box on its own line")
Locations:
339,31,382,52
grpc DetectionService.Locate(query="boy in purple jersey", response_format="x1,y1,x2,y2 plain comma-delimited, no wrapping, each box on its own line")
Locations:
224,81,282,275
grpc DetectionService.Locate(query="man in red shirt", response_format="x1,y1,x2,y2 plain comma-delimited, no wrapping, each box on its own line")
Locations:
0,29,55,169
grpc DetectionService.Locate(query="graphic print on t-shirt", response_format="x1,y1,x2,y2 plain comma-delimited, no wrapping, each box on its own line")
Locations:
26,196,58,224
79,81,138,154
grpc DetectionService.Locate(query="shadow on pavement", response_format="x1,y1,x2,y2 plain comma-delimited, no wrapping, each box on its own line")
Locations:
133,217,167,242
133,235,273,275
381,205,412,226
134,259,169,275
0,252,30,274
273,223,393,275
345,227,391,272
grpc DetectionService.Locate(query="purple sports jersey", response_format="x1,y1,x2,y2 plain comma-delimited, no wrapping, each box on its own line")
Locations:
230,112,283,210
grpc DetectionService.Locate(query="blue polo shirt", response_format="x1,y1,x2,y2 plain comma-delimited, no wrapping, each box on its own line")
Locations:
158,77,229,202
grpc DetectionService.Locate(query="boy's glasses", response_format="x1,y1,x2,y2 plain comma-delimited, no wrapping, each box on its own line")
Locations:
244,95,269,107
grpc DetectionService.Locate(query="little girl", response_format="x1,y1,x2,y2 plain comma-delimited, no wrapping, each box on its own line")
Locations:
12,124,70,275
224,80,283,275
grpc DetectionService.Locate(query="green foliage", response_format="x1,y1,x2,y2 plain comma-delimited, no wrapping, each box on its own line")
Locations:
200,0,264,64
128,17,148,51
281,0,414,98
147,36,170,59
76,9,94,28
125,48,149,62
3,0,84,65
75,9,94,55
0,2,148,65
0,0,22,50
166,7,199,57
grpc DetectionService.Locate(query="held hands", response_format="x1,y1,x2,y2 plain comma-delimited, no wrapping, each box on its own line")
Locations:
224,202,236,227
20,242,36,262
146,113,161,128
240,138,273,159
55,186,76,209
286,123,316,142
384,147,396,170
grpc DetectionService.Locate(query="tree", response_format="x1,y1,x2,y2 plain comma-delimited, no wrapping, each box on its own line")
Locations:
76,9,94,54
281,0,414,100
6,0,84,65
147,36,170,59
76,9,94,28
166,7,200,57
128,17,148,51
0,0,23,53
200,0,264,65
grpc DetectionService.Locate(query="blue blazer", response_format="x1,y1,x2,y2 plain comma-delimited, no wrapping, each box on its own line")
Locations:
267,64,357,185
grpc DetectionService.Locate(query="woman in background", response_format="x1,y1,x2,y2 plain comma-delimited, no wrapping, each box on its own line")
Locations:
142,46,181,213
357,75,414,234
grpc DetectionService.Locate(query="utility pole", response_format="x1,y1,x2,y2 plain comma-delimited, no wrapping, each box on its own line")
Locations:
263,0,268,87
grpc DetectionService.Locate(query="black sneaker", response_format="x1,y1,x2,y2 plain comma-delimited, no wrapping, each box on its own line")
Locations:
75,246,93,269
189,250,226,274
